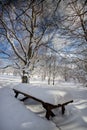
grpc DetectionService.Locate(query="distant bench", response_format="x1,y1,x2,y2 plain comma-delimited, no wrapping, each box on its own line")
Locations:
13,88,73,120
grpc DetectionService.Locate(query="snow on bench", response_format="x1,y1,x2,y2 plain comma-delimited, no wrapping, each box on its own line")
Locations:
0,87,58,130
13,83,73,119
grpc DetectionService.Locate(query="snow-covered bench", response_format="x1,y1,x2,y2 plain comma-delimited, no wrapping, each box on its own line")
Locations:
0,87,58,130
13,84,73,120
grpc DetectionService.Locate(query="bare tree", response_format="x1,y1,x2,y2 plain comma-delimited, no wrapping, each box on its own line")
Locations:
53,0,87,85
0,1,56,82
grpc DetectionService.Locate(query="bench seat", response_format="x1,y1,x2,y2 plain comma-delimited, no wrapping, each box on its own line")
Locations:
13,84,73,119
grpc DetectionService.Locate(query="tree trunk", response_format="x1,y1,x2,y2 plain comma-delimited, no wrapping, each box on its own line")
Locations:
21,70,29,83
53,76,55,85
48,77,50,85
22,75,28,83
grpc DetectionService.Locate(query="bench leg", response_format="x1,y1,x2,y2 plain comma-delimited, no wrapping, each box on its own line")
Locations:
62,105,65,114
46,110,55,120
42,103,55,120
20,96,29,101
14,92,19,98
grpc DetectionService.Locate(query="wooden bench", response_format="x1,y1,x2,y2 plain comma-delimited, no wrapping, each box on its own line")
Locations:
13,88,73,120
0,88,58,130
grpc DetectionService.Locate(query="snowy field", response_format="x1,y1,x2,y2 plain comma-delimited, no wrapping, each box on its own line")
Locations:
0,75,87,130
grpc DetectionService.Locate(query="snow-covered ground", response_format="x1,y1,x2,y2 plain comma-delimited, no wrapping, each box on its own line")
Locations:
0,75,87,130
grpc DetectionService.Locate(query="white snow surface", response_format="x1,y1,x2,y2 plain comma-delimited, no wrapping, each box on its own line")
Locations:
0,75,87,130
0,87,57,130
13,83,73,105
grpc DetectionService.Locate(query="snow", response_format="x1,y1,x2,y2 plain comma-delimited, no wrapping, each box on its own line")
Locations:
13,83,73,105
0,87,57,130
0,75,87,130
